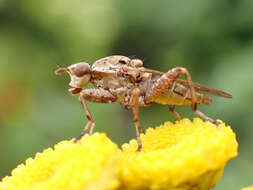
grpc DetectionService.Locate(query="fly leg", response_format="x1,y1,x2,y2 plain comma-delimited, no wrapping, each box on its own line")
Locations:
73,88,116,142
133,104,142,152
145,67,196,109
193,108,220,125
129,88,143,152
169,105,181,120
74,96,94,142
145,67,219,125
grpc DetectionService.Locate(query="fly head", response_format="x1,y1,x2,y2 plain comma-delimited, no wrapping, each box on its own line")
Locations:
55,62,91,91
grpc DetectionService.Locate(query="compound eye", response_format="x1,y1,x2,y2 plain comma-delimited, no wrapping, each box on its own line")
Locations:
73,62,91,77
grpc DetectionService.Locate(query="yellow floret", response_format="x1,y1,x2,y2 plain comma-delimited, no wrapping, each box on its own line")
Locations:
0,118,238,190
0,133,120,190
119,118,238,190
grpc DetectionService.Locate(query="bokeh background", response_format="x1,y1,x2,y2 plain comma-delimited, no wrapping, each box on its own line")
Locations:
0,0,252,189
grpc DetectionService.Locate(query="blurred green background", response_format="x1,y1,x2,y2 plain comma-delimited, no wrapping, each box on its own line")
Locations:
0,0,252,189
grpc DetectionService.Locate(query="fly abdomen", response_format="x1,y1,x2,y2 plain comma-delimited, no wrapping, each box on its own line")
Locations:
172,82,212,105
153,82,212,106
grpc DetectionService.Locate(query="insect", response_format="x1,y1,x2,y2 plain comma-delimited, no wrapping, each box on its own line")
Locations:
55,55,232,151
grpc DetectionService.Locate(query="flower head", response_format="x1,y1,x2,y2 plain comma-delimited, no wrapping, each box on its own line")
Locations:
120,118,238,190
0,118,238,190
0,133,120,190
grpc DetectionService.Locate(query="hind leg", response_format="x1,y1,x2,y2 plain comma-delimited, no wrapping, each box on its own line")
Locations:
145,67,196,110
145,67,219,125
193,108,220,125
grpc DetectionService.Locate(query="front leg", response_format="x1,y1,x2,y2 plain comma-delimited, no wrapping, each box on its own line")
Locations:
74,96,95,142
73,88,116,142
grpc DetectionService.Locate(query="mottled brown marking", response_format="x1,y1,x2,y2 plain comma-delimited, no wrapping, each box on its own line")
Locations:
80,89,116,103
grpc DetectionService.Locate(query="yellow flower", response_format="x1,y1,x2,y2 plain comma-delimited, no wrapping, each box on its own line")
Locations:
0,118,238,190
0,133,120,190
242,186,253,190
119,118,238,189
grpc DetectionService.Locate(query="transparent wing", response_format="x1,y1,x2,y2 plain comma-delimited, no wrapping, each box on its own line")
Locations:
138,68,232,99
175,78,232,98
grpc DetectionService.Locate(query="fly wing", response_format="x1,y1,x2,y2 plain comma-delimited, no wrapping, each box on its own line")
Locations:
175,78,232,98
138,68,232,98
139,67,164,75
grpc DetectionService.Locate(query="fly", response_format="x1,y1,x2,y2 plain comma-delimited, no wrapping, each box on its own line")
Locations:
55,55,232,151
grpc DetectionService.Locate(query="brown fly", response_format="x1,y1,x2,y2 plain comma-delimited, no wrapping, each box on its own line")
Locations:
55,55,232,151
